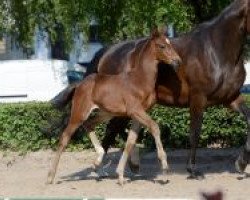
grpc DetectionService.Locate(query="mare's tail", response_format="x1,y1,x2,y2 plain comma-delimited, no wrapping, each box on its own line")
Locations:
50,83,78,109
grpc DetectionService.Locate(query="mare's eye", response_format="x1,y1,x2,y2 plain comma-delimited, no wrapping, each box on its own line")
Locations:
158,44,166,49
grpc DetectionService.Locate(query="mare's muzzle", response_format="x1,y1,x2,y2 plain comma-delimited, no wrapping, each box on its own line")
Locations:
170,59,182,71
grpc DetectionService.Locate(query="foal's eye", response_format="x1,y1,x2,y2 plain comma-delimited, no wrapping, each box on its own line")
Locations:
158,44,166,49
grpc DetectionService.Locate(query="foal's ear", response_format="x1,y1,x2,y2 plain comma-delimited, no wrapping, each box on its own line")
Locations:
150,27,161,39
159,26,168,36
150,26,168,39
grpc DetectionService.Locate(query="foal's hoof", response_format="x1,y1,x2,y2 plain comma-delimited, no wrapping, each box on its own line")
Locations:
187,168,205,180
128,160,140,174
117,176,126,186
46,174,54,185
162,167,171,175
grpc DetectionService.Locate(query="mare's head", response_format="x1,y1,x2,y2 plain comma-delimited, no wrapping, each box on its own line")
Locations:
247,0,250,33
149,27,181,70
230,0,250,33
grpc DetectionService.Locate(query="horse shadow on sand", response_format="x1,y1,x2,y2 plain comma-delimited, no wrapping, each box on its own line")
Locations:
59,148,249,185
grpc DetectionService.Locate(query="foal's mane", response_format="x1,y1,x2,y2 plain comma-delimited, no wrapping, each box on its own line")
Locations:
129,37,152,70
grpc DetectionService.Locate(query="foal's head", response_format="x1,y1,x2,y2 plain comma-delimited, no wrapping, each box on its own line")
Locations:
149,28,181,70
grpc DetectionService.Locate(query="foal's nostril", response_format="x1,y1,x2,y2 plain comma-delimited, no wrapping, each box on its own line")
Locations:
170,59,181,70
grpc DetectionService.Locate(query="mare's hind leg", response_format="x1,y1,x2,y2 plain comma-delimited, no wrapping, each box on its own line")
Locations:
47,99,95,184
116,120,141,184
102,117,130,153
230,96,250,174
187,94,206,179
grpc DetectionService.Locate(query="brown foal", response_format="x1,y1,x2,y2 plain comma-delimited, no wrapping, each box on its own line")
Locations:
47,28,181,185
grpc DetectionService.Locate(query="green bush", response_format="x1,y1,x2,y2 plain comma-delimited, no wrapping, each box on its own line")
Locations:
0,100,248,152
146,105,247,149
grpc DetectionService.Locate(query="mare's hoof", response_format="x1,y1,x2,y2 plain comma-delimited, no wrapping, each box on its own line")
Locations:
236,148,250,173
187,168,205,180
237,172,250,180
154,179,170,185
235,156,248,174
128,160,140,174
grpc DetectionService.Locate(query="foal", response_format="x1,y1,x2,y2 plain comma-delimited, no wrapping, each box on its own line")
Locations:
47,28,181,184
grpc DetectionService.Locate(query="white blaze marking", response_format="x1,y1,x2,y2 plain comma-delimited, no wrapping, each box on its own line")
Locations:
166,38,170,44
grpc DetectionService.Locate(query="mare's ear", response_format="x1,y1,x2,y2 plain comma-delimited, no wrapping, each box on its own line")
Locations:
237,0,248,18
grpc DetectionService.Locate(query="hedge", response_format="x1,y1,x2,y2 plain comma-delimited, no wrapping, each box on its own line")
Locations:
0,98,249,152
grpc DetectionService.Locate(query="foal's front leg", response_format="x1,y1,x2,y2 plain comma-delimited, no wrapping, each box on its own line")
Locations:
131,107,169,182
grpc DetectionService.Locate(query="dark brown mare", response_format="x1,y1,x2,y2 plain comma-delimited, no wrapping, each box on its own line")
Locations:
52,0,250,179
47,28,181,184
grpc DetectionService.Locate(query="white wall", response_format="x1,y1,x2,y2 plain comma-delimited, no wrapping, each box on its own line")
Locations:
1,60,250,103
244,62,250,85
0,59,68,103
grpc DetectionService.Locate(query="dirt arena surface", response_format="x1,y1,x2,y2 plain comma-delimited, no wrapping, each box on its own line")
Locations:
0,148,249,200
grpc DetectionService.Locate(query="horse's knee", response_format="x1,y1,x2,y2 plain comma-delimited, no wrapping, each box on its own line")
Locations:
149,122,160,136
59,134,71,148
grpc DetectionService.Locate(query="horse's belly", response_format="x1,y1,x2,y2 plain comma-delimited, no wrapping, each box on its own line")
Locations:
207,75,245,105
156,84,189,107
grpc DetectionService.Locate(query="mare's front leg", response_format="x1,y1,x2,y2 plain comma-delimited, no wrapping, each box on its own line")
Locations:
230,96,250,174
102,117,130,153
187,93,206,179
116,120,141,185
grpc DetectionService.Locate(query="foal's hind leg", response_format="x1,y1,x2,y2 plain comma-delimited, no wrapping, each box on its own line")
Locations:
83,111,113,169
47,99,95,184
116,120,141,185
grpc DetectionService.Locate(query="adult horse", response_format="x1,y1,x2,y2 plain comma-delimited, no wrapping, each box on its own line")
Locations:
48,28,181,184
52,0,250,179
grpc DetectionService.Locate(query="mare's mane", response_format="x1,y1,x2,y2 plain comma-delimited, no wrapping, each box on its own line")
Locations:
177,0,247,37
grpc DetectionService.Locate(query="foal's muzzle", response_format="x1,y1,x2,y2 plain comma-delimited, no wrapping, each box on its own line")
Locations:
170,59,182,71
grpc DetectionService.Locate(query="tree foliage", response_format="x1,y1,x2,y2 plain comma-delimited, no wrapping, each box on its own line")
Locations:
0,0,235,49
0,0,194,48
185,0,232,23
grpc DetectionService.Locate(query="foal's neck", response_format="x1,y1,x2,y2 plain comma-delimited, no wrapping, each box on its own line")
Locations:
130,40,159,89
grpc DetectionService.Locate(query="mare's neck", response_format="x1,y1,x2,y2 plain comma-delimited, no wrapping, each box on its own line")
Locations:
209,3,247,65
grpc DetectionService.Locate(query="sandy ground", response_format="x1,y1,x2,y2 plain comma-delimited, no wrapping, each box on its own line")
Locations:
0,148,249,200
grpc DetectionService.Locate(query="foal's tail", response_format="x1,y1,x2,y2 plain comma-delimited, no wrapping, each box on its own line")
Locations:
50,83,78,109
